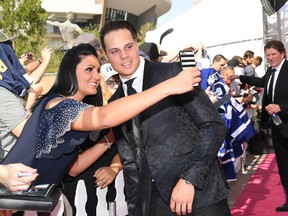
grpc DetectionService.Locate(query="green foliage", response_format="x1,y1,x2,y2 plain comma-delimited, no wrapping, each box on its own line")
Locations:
46,48,63,73
44,23,102,73
0,0,61,73
82,23,101,39
137,22,156,45
0,0,47,55
38,35,63,73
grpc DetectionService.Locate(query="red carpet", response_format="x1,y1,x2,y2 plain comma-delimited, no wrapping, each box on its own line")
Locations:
231,154,287,215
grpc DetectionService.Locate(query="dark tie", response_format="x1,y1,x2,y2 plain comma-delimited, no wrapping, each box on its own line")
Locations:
268,68,276,104
125,78,141,128
125,78,137,95
125,80,151,197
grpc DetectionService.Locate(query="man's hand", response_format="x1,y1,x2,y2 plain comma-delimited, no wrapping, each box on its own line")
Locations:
265,104,281,115
171,67,201,95
0,164,38,191
170,179,195,215
242,92,253,104
229,74,240,81
205,86,217,103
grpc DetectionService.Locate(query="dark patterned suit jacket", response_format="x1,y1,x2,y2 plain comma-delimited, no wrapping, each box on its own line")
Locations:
109,60,229,216
240,60,288,137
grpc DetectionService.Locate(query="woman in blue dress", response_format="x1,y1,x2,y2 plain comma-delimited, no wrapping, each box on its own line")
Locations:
1,43,201,186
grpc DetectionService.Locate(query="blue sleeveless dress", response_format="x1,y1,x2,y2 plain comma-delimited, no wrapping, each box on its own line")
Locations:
2,94,91,185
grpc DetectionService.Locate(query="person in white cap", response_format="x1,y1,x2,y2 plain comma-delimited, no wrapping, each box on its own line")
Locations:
101,63,120,94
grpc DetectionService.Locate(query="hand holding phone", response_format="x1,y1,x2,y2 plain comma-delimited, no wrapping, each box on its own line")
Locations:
26,53,32,61
179,50,198,86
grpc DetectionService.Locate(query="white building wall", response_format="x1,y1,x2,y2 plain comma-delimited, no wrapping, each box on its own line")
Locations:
145,0,269,76
42,0,102,16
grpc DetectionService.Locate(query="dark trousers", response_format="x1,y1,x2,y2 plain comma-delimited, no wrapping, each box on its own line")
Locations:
148,183,231,216
271,125,288,199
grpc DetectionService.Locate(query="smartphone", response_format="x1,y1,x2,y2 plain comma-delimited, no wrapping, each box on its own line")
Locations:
179,50,196,70
179,50,198,86
26,53,32,61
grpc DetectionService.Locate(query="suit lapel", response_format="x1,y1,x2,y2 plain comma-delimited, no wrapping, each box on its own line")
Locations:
111,81,149,148
109,84,132,142
262,68,272,103
141,61,155,145
111,61,157,147
274,60,288,101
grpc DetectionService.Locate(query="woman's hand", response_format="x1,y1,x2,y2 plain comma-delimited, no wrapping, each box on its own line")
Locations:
94,166,118,189
94,153,122,189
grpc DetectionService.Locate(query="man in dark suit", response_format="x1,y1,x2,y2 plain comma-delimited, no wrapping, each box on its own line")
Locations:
231,40,288,212
100,20,230,216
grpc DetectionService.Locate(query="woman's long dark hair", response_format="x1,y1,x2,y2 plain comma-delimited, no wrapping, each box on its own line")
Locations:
31,43,98,111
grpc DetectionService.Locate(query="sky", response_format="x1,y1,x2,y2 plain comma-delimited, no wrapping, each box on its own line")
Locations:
157,0,195,27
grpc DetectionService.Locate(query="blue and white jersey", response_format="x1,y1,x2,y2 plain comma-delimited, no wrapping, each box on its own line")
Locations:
200,67,217,91
212,79,229,99
201,69,256,181
218,97,255,181
225,98,256,144
200,69,228,99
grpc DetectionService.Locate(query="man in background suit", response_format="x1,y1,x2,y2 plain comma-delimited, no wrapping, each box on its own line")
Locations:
100,20,230,216
231,40,288,212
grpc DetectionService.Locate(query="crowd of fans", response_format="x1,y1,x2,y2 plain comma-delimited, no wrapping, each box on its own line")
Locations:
0,19,278,216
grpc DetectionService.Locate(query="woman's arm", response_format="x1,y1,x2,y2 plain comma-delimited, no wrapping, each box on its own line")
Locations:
68,129,115,177
25,83,43,112
107,153,122,174
72,67,201,131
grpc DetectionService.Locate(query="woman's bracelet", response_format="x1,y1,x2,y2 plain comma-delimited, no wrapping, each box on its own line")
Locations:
104,135,111,149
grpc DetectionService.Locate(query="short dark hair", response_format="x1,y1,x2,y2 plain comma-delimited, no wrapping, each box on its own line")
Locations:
243,50,254,60
212,54,226,63
264,40,286,58
100,20,137,51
